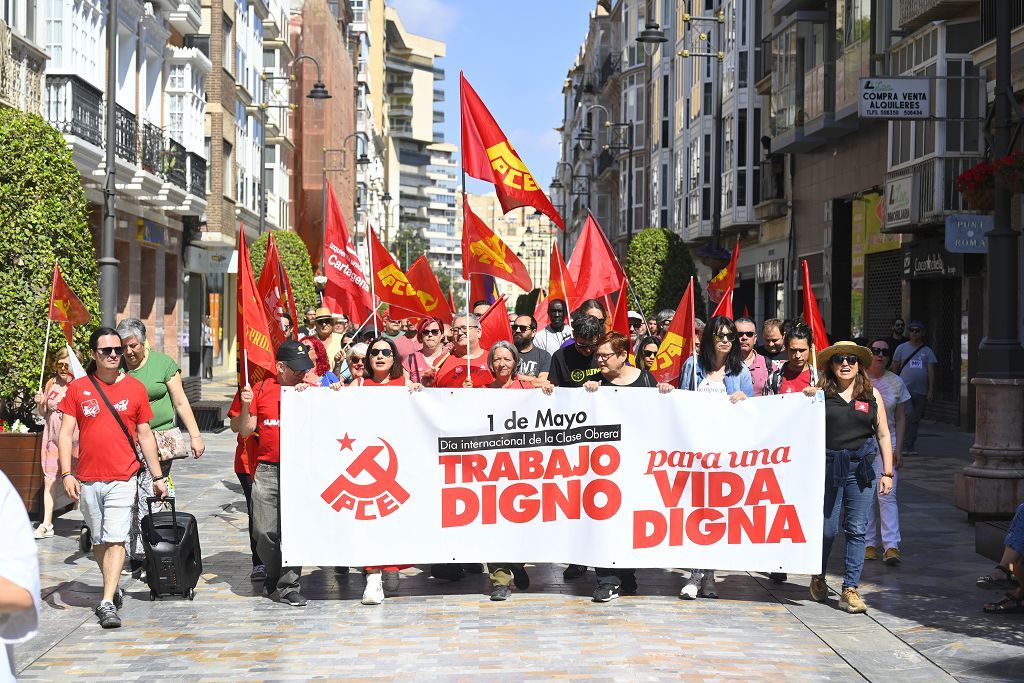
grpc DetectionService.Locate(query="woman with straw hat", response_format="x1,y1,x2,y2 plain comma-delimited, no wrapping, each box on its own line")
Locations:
803,341,895,614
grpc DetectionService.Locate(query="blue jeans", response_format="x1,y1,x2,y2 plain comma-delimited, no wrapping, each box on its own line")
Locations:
822,461,874,589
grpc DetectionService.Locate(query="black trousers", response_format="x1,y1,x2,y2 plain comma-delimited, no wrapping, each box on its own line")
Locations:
236,472,263,567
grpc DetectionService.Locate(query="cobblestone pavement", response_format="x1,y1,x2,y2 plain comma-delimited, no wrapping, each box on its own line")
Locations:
13,421,1024,681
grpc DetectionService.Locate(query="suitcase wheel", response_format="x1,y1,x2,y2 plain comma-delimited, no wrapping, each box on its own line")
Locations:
78,525,91,554
187,588,196,601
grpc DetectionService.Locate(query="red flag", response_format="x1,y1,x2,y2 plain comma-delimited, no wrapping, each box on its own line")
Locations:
711,290,734,319
568,213,625,303
479,295,514,351
469,274,498,307
533,290,549,329
406,255,454,324
460,73,563,230
801,259,829,350
610,279,630,338
48,261,91,344
236,228,276,384
447,286,457,317
461,200,533,292
707,241,740,306
369,227,430,316
279,261,300,341
548,243,578,309
323,182,373,324
256,234,288,351
651,277,696,387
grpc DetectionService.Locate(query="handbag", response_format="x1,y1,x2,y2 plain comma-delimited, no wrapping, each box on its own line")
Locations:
155,427,190,461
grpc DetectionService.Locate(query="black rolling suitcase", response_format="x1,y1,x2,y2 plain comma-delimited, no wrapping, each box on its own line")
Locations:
141,496,202,600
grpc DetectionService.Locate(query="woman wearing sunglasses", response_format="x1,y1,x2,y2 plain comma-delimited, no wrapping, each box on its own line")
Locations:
343,343,368,385
406,318,447,384
803,341,895,614
677,316,754,600
349,336,422,604
635,335,661,372
863,339,910,566
32,346,80,539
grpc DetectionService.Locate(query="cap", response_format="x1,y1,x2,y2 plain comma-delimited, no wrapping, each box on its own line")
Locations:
332,313,346,322
276,340,314,373
314,306,333,322
909,320,926,330
627,311,643,321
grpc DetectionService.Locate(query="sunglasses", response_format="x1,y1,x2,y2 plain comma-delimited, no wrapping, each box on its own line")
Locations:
909,327,922,333
317,320,333,326
642,350,658,358
574,340,598,351
512,324,533,333
96,346,124,357
421,328,441,336
56,362,71,370
629,322,640,329
713,332,737,342
368,348,393,358
350,356,365,364
870,347,889,356
738,331,756,338
453,325,480,334
830,354,860,366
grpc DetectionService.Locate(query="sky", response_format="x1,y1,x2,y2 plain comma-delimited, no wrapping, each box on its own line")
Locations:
389,0,595,195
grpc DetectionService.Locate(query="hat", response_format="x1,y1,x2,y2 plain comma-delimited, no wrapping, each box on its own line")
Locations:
908,320,926,330
276,340,314,372
314,306,333,322
627,311,643,322
332,313,347,322
816,341,873,371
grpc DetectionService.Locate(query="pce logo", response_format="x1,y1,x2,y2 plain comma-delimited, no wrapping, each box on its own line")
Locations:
320,433,410,519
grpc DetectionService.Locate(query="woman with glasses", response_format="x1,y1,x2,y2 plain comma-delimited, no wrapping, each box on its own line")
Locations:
32,346,80,539
678,316,754,600
406,318,447,384
636,335,661,373
803,342,895,614
298,336,340,387
864,339,910,566
763,324,815,396
582,332,673,602
343,343,368,385
350,336,422,604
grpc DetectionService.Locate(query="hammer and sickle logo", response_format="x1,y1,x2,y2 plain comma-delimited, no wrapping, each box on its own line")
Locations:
470,236,513,274
654,332,685,372
320,437,410,513
486,141,540,192
417,290,438,311
378,264,417,297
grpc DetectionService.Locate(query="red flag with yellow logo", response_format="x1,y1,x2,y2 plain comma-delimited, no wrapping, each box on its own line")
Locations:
236,228,276,384
707,241,740,307
48,261,91,344
567,213,625,303
405,255,454,324
461,200,533,292
461,72,563,230
369,227,430,316
651,277,696,387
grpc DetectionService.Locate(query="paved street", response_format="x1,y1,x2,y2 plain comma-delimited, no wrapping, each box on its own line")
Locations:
13,419,1023,681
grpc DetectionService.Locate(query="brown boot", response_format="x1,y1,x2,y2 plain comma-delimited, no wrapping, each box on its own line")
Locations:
809,574,828,602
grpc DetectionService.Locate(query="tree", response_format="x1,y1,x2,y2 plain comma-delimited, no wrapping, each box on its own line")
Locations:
0,109,99,425
389,225,429,271
250,230,318,313
434,268,466,312
625,228,706,320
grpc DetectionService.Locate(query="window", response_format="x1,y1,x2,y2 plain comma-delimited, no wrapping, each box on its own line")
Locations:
223,19,234,75
204,137,211,194
169,65,186,90
223,142,233,197
169,95,185,143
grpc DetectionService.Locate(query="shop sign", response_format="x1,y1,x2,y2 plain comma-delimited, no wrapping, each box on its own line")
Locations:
859,78,930,119
137,219,165,246
902,240,962,279
944,214,993,254
756,258,785,284
884,176,918,229
186,246,234,274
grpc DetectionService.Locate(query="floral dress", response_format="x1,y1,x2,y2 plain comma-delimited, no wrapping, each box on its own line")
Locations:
40,379,78,480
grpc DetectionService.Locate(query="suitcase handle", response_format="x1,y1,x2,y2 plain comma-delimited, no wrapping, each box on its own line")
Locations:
146,496,177,531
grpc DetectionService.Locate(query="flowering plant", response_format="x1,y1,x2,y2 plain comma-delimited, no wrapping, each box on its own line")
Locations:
695,243,731,271
956,160,995,210
993,151,1024,193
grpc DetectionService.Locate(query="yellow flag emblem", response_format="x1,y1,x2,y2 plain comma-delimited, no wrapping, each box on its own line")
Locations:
417,290,438,311
470,236,514,274
378,264,419,297
486,141,540,192
654,332,687,372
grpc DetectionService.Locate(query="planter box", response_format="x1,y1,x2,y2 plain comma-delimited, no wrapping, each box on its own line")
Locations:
0,432,43,518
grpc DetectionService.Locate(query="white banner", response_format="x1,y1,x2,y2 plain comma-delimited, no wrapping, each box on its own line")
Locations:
280,388,825,574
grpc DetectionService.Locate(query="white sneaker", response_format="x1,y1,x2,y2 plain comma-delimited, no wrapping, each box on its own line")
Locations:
361,573,384,605
700,570,718,598
382,570,400,593
679,583,699,600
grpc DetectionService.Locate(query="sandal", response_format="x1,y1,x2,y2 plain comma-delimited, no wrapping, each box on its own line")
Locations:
983,592,1024,614
976,565,1017,590
33,524,54,539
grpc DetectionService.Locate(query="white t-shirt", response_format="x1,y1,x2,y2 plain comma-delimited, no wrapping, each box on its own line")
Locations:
871,370,912,448
533,324,573,356
0,471,40,681
697,377,728,394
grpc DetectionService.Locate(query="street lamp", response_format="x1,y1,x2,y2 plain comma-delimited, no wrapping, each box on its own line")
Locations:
551,161,573,253
259,54,331,236
636,21,668,56
321,131,369,270
577,103,634,246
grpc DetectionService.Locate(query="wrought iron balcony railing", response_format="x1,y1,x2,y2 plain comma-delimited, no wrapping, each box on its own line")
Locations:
114,104,137,162
45,75,103,147
166,139,187,189
188,152,206,198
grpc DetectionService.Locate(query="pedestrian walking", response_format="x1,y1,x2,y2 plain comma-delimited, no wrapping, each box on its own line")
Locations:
201,316,214,379
230,340,314,607
583,332,673,602
884,318,906,357
890,321,936,455
979,503,1024,614
32,346,79,539
678,316,754,599
805,341,895,614
58,327,168,628
864,339,911,566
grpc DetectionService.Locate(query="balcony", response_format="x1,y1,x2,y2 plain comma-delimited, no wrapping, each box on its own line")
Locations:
167,0,202,35
755,155,787,221
900,0,979,31
45,75,103,147
140,121,164,175
433,87,444,102
188,152,206,198
114,105,137,163
389,105,413,119
882,156,982,232
388,82,414,96
597,148,617,176
0,21,47,115
165,139,187,189
433,110,444,123
755,35,773,95
981,0,1024,43
598,52,622,90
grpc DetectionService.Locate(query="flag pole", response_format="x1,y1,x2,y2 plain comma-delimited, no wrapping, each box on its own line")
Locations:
38,318,53,393
368,223,378,336
690,277,698,391
242,349,249,388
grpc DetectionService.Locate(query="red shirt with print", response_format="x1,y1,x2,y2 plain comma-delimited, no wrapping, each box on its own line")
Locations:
779,366,814,394
228,378,284,464
58,374,153,482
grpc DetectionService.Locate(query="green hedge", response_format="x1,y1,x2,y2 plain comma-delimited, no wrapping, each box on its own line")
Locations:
0,108,99,424
250,230,317,313
625,228,706,320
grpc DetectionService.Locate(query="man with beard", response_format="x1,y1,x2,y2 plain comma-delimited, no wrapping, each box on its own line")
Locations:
533,299,572,355
512,315,551,383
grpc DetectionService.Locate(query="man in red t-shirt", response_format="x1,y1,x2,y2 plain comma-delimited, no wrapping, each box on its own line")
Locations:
430,313,493,388
764,325,815,396
231,340,313,606
58,328,166,629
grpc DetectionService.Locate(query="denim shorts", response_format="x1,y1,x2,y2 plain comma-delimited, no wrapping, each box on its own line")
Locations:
1006,503,1024,556
80,478,136,545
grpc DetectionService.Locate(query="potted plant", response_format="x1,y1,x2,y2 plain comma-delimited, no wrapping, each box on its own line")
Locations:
956,160,996,211
993,151,1024,194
